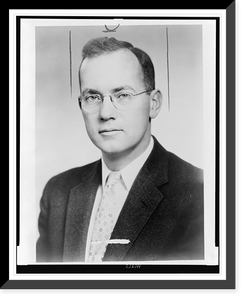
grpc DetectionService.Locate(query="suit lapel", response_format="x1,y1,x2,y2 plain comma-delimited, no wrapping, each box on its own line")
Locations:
103,136,169,261
103,173,164,261
63,161,101,262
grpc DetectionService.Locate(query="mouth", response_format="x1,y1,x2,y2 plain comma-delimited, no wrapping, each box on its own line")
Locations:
99,129,123,136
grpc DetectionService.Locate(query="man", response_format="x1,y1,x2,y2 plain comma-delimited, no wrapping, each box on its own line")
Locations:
36,37,204,262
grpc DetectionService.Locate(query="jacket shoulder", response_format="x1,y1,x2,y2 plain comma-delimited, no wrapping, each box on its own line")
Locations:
151,136,203,184
43,160,100,196
167,151,203,184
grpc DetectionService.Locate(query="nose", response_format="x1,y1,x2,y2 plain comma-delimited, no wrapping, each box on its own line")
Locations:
99,95,117,120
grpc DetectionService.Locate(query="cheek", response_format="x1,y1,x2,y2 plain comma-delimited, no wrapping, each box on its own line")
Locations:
83,115,98,136
124,108,150,134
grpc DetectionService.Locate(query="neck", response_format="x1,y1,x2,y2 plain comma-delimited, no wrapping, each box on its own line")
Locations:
102,135,151,171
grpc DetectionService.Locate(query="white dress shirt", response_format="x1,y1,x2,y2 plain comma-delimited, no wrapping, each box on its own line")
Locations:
85,137,154,262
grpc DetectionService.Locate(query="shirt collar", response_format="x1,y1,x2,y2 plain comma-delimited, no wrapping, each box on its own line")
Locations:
101,137,154,191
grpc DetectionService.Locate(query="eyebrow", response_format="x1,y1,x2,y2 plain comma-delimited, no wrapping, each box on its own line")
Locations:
111,86,136,93
82,86,136,96
81,88,100,97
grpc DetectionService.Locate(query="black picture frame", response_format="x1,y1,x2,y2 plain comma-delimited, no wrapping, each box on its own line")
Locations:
1,1,238,291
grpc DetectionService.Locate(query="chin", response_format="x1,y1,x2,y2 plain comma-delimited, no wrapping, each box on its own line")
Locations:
99,145,124,156
91,134,147,158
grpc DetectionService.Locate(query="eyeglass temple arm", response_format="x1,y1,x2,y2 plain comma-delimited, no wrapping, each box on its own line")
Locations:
134,90,153,96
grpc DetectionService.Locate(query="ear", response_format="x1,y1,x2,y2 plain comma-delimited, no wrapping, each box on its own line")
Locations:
149,89,163,119
78,96,82,110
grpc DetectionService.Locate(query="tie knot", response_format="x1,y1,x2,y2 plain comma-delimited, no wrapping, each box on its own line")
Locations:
106,171,121,186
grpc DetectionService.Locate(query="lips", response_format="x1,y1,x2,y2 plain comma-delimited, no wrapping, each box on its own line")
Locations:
99,128,123,136
99,128,122,133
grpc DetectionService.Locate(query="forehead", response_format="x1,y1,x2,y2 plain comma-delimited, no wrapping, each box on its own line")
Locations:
79,49,144,91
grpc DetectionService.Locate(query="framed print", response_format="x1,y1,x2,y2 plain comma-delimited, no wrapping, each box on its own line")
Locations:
6,3,235,289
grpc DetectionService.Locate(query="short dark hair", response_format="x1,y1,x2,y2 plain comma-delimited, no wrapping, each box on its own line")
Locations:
78,37,155,91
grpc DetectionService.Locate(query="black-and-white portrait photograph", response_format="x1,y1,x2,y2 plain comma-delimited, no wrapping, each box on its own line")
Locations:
17,16,219,270
37,26,205,263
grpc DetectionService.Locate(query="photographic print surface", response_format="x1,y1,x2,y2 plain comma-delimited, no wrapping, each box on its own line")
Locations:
16,20,217,265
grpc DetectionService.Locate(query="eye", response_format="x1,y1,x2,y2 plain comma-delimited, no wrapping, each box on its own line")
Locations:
115,92,132,101
84,94,101,103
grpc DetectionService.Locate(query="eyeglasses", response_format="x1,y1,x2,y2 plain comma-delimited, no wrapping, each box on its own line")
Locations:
78,90,152,113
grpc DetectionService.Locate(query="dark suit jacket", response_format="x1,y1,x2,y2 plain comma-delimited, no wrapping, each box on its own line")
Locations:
36,136,204,262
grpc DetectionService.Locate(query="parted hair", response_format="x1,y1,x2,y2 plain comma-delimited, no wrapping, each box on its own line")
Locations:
78,37,155,91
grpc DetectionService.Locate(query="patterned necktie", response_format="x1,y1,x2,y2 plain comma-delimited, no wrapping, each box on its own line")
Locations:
88,171,121,262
